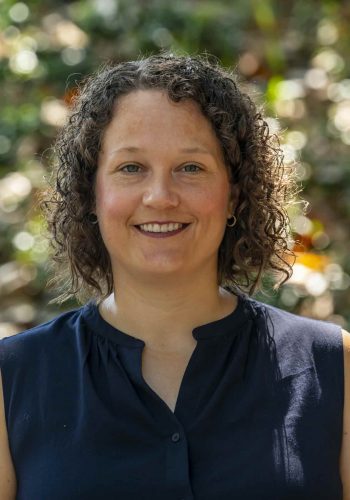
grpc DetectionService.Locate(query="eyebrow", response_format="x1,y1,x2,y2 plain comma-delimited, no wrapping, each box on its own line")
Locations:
108,146,215,157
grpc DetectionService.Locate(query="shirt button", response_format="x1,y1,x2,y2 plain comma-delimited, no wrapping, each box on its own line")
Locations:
171,432,180,442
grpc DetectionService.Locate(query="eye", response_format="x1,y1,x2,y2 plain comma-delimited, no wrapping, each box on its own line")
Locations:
181,163,202,173
119,164,142,173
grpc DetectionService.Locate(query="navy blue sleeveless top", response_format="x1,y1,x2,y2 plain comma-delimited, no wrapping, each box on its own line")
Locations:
0,294,344,499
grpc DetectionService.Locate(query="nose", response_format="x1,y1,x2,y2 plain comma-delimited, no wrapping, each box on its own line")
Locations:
142,173,180,209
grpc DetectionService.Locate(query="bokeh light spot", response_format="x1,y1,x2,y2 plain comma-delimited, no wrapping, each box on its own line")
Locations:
286,130,307,150
9,49,38,74
276,80,305,100
40,98,68,127
332,102,350,132
61,47,86,65
293,216,313,235
304,272,328,296
92,0,119,18
327,80,350,102
312,49,344,74
304,68,328,89
152,27,173,48
13,231,35,251
238,52,260,76
9,2,30,23
311,231,330,250
317,19,338,45
3,26,20,40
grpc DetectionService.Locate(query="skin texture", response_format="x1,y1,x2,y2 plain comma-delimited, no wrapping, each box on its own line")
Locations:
96,89,236,286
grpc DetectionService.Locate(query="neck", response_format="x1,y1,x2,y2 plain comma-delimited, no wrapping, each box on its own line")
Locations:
99,269,237,352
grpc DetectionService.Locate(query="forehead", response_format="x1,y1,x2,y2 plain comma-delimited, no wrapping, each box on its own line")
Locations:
101,89,222,153
114,89,202,120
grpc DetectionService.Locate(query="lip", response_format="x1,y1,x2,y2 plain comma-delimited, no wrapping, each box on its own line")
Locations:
133,222,191,238
134,221,190,225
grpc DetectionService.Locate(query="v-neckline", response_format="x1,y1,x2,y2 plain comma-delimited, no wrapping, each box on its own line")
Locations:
140,341,198,413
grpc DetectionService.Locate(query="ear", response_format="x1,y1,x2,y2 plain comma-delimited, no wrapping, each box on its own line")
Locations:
227,184,240,217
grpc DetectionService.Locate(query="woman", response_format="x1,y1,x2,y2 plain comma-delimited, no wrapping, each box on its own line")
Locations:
0,54,349,499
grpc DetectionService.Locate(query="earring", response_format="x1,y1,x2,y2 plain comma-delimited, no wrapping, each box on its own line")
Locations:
87,213,99,224
226,215,237,228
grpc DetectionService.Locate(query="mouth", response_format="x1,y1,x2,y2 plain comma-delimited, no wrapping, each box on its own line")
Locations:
134,222,191,238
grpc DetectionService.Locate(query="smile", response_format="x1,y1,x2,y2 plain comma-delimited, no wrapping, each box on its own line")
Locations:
139,222,184,232
134,222,190,238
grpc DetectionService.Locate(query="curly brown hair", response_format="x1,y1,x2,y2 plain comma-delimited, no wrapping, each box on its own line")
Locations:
44,52,300,303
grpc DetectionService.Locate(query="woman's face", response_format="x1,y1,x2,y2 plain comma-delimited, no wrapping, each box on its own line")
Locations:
95,89,237,283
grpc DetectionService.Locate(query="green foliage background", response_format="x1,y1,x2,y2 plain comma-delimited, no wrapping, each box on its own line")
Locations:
0,0,349,336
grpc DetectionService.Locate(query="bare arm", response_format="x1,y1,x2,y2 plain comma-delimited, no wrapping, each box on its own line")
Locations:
0,370,16,500
340,329,350,500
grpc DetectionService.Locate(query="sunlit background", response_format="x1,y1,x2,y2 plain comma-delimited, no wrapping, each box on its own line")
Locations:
0,0,349,337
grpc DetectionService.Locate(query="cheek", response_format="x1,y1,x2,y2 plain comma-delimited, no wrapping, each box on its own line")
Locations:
95,182,131,221
194,183,230,219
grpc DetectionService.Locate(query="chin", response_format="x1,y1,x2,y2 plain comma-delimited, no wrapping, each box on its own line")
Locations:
145,263,185,275
134,258,190,277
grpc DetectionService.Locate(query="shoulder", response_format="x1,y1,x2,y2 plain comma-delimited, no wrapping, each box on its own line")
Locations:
342,327,350,351
340,328,350,499
245,296,343,379
342,328,350,382
0,306,86,367
342,327,350,395
247,297,343,346
343,329,350,376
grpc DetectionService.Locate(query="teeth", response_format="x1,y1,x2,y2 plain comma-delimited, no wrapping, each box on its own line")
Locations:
139,223,184,233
